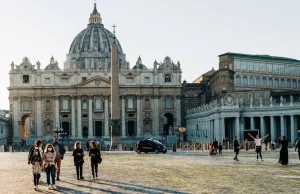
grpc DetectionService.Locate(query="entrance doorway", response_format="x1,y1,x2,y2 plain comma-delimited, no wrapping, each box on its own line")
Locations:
163,113,174,135
21,115,32,138
61,122,70,136
95,121,103,137
127,121,135,136
83,127,88,138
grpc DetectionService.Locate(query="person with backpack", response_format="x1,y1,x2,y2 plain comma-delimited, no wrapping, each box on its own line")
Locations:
295,138,300,163
73,141,85,180
89,141,102,179
53,137,66,181
28,139,43,164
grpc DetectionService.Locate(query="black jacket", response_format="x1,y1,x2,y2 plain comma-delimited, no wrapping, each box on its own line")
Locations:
73,148,84,164
234,139,240,148
213,141,218,149
89,148,101,163
295,140,300,151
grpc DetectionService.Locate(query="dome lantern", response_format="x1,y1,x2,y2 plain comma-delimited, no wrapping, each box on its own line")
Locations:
89,1,102,26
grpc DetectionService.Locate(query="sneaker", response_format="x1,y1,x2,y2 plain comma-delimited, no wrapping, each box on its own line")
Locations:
80,177,84,180
52,185,57,190
56,177,60,181
236,159,239,161
48,184,52,189
35,186,39,190
261,159,264,161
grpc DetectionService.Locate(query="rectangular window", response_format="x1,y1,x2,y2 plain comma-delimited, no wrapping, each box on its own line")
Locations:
83,114,88,118
260,63,266,72
241,61,247,70
279,65,285,74
144,77,150,83
247,61,253,70
45,78,50,84
165,99,172,109
267,64,273,73
1,127,3,133
128,114,134,117
273,64,279,73
255,93,260,99
95,99,102,109
239,94,243,99
234,60,241,69
248,93,252,100
23,75,29,83
62,100,68,110
127,99,133,109
62,78,69,84
62,115,68,118
82,77,87,82
165,74,171,82
126,77,134,83
265,92,269,99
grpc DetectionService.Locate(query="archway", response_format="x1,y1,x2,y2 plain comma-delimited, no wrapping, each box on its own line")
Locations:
21,115,32,138
163,113,174,135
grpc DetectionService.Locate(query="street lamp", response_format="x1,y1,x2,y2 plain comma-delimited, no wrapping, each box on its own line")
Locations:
53,123,63,138
60,132,68,146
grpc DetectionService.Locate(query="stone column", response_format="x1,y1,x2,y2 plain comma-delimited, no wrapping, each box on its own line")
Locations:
153,95,160,135
214,118,220,141
235,117,240,140
13,96,20,142
250,117,254,130
77,96,82,138
290,115,295,143
220,118,225,141
55,96,60,126
104,96,109,138
175,95,182,128
270,116,275,141
136,95,141,136
71,96,76,139
121,96,126,137
88,96,93,138
260,116,265,136
280,115,284,136
36,97,42,137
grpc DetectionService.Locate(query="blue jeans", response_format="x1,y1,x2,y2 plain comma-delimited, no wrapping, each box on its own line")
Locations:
45,165,56,185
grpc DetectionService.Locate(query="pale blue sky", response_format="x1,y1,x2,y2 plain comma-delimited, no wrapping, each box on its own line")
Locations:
0,0,300,110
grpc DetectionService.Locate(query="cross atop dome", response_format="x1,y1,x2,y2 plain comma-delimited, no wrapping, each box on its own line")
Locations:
89,0,102,26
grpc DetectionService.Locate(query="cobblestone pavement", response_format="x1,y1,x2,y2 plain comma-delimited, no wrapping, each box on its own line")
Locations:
0,149,300,194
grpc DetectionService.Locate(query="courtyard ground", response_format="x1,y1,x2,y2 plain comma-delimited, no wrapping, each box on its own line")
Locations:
0,149,299,194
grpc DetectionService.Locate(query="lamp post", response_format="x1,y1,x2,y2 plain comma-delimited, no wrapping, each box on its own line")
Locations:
53,123,63,139
60,132,68,146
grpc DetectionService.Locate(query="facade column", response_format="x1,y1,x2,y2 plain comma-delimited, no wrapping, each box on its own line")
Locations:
270,116,275,141
77,96,82,138
13,96,20,142
153,95,160,136
214,117,220,141
71,96,76,139
175,95,182,128
104,96,109,138
280,115,285,136
290,115,295,143
36,97,42,138
121,96,126,137
240,116,245,142
235,117,240,140
250,117,254,130
220,118,225,141
88,96,93,138
55,96,60,126
136,95,141,136
260,116,265,136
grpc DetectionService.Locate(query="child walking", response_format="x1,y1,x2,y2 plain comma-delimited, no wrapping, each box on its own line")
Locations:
30,148,43,190
43,144,57,190
89,141,101,179
73,141,85,180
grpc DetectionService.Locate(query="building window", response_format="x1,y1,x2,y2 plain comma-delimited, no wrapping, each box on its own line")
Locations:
256,77,261,86
83,114,88,118
1,127,3,134
274,78,279,87
249,76,254,85
248,93,252,100
165,74,171,82
265,92,269,99
46,100,50,111
145,99,150,109
268,78,273,87
62,99,68,110
62,78,69,84
234,60,240,69
95,99,102,109
165,99,172,109
254,62,259,71
242,76,248,85
292,79,297,88
82,77,87,82
262,77,267,86
281,79,285,87
236,75,241,85
23,100,30,110
255,93,260,99
127,99,133,109
23,75,29,83
126,77,134,83
45,78,50,84
286,79,291,88
144,77,150,83
82,100,87,110
239,94,243,100
128,113,134,117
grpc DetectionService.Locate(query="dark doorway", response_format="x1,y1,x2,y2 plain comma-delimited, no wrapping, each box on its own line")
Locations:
61,122,70,136
95,121,103,137
83,127,88,138
163,113,174,135
127,121,135,136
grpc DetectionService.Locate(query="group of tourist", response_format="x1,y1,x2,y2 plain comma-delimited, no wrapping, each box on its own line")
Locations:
27,138,102,191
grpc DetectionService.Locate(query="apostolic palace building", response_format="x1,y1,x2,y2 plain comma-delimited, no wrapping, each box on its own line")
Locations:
8,3,182,145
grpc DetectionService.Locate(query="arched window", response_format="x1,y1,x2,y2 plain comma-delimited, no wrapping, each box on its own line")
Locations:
298,80,300,88
46,100,50,111
145,99,150,109
62,99,68,110
268,78,273,87
82,100,88,110
292,79,297,88
165,99,172,109
262,77,267,86
256,77,261,86
236,75,241,85
249,76,254,85
23,100,29,110
243,76,248,85
274,78,279,87
281,79,285,88
287,79,291,88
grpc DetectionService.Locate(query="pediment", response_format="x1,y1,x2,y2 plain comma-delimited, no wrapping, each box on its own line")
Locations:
76,76,111,87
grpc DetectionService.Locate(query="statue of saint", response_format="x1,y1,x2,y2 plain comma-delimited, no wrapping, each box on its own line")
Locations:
280,96,283,103
290,95,293,103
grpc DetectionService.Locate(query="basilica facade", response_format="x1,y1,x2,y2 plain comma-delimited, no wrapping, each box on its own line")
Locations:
8,3,182,144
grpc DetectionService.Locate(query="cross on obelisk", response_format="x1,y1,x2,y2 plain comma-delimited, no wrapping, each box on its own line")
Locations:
112,24,117,36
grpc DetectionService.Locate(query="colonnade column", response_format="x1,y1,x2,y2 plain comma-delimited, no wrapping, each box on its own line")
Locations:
88,96,93,138
250,117,254,130
176,95,182,128
13,96,20,142
220,118,225,141
214,117,220,141
55,96,60,126
36,97,42,137
136,96,141,136
121,96,126,137
260,116,265,136
71,96,76,139
77,96,82,138
280,115,284,136
240,116,244,142
153,95,160,135
104,96,109,138
290,115,295,143
270,116,275,141
235,117,240,140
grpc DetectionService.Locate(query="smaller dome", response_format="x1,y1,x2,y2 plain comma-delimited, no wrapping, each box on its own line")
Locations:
45,56,59,70
133,56,148,70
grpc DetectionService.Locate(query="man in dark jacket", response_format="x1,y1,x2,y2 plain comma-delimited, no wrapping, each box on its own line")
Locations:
295,138,300,162
213,139,218,155
233,136,240,161
53,137,66,181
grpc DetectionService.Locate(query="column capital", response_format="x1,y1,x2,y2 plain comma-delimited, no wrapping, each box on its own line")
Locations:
104,95,110,99
120,95,126,99
70,95,76,100
88,95,93,100
13,96,19,101
54,96,60,100
153,94,161,99
34,96,42,100
77,95,82,100
136,95,142,99
175,95,182,99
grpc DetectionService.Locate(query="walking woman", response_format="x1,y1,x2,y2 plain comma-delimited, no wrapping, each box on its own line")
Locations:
43,144,57,190
278,136,289,165
73,141,85,180
30,148,43,190
233,136,240,161
89,141,101,179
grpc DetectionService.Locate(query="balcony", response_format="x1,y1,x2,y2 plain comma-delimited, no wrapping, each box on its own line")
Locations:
22,109,31,114
60,109,70,113
94,108,103,112
126,107,136,112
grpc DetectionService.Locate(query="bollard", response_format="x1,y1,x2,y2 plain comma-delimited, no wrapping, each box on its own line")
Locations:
9,146,12,152
118,144,122,151
0,145,2,152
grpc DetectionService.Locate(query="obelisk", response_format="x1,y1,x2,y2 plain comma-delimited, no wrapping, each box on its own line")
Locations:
110,25,121,148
